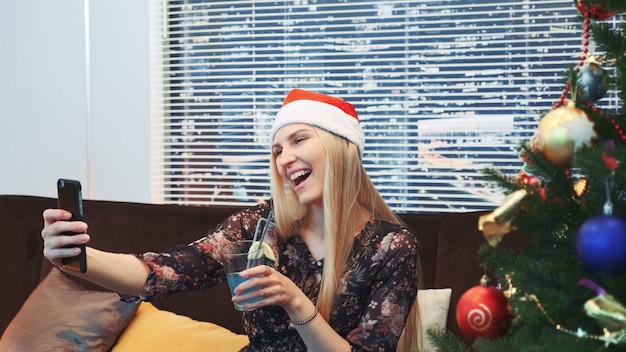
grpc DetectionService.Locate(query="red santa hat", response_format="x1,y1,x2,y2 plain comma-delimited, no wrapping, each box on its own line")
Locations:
270,89,365,157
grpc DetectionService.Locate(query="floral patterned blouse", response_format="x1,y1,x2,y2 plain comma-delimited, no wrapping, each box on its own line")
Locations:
125,201,419,351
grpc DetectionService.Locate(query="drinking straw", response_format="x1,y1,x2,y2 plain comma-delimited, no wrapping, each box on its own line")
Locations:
247,210,274,269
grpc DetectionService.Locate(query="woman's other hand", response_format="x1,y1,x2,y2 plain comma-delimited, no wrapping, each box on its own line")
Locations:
234,264,311,316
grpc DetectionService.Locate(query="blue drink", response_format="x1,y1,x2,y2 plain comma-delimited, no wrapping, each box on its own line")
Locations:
221,240,274,311
226,272,263,311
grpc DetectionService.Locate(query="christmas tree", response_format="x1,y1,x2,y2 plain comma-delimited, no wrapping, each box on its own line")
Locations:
430,1,626,351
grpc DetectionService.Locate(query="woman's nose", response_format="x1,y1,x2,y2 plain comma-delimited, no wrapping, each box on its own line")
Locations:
277,147,296,166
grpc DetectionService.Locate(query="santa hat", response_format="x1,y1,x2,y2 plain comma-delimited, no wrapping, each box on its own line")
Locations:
270,89,365,157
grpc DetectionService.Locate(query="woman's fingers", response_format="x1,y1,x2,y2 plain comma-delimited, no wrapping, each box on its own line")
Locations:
41,208,90,264
233,266,301,310
43,208,71,225
42,210,88,239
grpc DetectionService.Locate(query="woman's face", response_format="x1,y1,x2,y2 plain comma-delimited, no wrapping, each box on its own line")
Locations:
272,124,327,206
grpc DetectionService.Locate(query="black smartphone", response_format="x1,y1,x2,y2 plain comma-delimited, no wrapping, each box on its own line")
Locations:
57,178,87,273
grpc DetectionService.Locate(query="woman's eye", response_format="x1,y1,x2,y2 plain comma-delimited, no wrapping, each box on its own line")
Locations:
273,148,282,156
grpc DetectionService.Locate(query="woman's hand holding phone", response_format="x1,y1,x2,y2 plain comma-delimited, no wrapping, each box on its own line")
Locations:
41,179,89,273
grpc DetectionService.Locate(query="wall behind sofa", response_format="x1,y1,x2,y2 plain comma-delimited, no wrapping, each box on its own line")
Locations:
0,0,152,203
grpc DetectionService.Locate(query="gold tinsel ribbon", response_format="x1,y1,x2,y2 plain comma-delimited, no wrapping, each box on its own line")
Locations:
525,294,626,347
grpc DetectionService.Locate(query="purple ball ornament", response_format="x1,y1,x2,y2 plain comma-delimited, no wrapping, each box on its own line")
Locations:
576,215,626,276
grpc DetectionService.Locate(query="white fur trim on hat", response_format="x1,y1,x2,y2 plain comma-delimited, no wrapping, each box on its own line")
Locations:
270,89,365,157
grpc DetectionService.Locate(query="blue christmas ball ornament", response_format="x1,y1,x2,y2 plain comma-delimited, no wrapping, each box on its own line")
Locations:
576,58,609,102
576,215,626,276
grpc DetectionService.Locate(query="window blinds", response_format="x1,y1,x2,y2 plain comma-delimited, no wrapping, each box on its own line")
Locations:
151,0,593,213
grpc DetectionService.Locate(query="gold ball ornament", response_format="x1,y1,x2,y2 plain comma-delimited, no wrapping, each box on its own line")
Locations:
531,107,598,168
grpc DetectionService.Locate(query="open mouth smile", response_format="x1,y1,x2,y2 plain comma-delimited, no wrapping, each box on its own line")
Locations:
290,170,311,187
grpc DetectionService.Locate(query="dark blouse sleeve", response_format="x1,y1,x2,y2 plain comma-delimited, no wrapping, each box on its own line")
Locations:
122,202,272,302
345,227,420,351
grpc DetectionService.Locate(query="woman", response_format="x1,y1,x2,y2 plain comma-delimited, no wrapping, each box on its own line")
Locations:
42,89,421,351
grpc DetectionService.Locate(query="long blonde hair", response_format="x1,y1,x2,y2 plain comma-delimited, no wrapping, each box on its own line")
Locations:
270,127,421,351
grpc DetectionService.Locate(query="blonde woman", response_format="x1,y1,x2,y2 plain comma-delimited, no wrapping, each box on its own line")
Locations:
42,89,421,351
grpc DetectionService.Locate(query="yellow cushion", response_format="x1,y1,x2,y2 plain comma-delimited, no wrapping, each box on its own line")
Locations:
112,302,249,351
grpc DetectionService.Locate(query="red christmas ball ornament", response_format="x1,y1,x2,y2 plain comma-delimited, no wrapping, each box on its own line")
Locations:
517,170,541,187
517,169,548,201
602,140,620,171
456,276,513,341
575,0,619,21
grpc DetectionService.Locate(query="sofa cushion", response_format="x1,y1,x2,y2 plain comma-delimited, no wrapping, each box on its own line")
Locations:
112,302,249,351
402,212,447,289
417,288,452,351
116,292,450,352
0,196,53,335
0,267,139,352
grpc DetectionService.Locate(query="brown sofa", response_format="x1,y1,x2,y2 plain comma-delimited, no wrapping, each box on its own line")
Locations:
0,195,530,346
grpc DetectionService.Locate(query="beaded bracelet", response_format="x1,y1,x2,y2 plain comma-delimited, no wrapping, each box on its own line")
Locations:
289,308,319,328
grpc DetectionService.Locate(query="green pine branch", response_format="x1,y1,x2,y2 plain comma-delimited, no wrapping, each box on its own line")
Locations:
424,329,471,352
